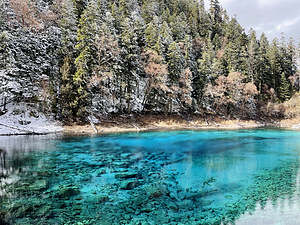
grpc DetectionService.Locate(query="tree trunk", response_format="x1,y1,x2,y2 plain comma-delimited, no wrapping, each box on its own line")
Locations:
3,97,6,111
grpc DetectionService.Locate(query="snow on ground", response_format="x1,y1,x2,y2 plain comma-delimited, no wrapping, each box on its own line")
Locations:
0,103,62,135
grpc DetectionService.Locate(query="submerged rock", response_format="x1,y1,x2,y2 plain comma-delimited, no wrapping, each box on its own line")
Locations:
84,193,108,204
141,203,152,212
35,205,52,217
29,179,48,191
95,168,106,176
133,196,148,206
167,202,178,211
119,179,139,190
198,199,214,207
144,185,162,198
97,194,109,203
115,171,138,179
55,185,80,198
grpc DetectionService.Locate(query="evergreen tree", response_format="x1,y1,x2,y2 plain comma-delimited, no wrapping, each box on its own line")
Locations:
73,0,101,120
71,0,87,19
267,38,282,97
141,0,159,24
281,37,296,81
0,0,8,32
257,33,270,97
223,16,247,74
57,0,78,119
160,21,173,56
118,14,142,113
59,56,76,121
279,72,291,101
209,0,222,40
60,0,78,56
145,18,160,52
167,41,185,85
246,29,259,83
166,41,186,112
171,12,190,41
0,31,8,70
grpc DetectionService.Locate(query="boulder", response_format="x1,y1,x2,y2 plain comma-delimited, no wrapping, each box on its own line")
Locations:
29,179,48,191
115,171,138,179
95,168,106,176
97,194,109,203
119,179,139,190
167,202,178,211
141,203,152,213
56,186,80,198
144,185,162,198
133,196,148,206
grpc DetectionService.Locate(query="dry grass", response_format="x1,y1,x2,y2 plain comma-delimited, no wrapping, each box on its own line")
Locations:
62,114,268,134
280,117,300,128
283,93,300,119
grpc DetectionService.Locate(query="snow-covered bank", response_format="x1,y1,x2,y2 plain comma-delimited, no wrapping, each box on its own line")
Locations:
0,103,62,135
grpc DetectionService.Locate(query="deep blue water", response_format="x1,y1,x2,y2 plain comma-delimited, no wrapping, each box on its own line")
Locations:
1,129,300,224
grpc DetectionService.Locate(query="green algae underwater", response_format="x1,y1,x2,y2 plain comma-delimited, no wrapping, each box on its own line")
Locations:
1,129,300,224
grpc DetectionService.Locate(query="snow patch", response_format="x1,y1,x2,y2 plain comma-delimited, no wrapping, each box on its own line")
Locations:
0,103,62,135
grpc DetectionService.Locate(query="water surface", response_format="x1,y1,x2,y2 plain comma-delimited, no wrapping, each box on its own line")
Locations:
1,129,300,224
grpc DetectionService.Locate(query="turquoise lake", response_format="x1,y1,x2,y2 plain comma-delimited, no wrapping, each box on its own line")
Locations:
1,129,300,224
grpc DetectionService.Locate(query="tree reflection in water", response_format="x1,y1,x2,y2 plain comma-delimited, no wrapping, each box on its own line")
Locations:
0,148,6,178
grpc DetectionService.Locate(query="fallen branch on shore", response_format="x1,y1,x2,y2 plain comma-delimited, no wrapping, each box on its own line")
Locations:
88,116,98,133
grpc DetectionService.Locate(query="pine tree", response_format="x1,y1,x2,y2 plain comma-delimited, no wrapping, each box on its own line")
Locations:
118,14,142,113
160,21,173,57
57,0,78,119
281,37,296,82
0,31,8,70
209,0,222,40
0,31,9,105
196,0,210,37
59,56,76,121
73,0,101,120
141,0,159,24
71,0,87,19
171,12,190,41
257,33,270,97
267,38,282,97
246,29,259,84
166,41,186,112
223,16,247,74
167,41,185,85
145,21,160,52
0,0,8,32
279,72,291,101
60,0,78,56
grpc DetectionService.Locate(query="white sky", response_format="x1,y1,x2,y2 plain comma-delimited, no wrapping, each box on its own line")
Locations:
204,0,300,41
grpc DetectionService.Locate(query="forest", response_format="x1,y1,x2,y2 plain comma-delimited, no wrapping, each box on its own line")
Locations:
0,0,299,123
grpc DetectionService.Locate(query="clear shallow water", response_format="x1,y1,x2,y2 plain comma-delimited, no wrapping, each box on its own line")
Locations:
0,129,300,224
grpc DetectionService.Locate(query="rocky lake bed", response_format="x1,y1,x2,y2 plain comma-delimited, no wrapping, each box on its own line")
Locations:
1,130,300,224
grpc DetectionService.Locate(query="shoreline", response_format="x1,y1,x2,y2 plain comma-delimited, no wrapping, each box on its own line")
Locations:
1,114,300,136
62,116,300,135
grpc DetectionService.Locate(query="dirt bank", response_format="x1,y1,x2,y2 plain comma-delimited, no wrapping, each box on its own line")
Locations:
63,114,296,135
